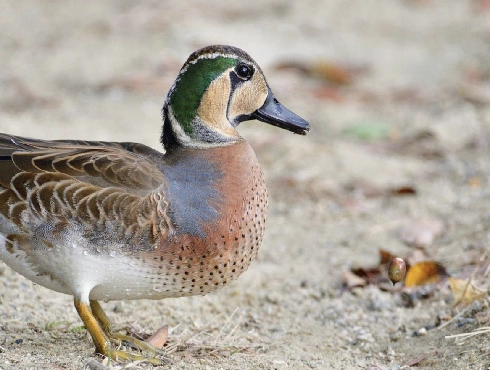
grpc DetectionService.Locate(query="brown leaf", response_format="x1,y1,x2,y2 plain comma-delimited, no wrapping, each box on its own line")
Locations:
345,250,407,289
400,219,444,247
343,182,416,200
310,61,354,85
404,261,447,287
389,186,417,196
448,277,486,306
145,325,168,349
353,266,392,286
379,249,396,265
342,270,367,289
342,270,367,288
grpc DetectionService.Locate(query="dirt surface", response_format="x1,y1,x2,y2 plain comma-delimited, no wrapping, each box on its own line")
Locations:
1,1,490,369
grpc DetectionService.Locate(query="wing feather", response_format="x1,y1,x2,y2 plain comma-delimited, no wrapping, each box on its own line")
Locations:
0,134,165,193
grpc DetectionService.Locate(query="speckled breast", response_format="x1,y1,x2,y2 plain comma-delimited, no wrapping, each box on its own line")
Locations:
160,161,268,298
102,141,269,301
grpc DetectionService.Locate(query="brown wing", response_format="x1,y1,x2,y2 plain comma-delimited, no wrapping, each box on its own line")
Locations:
0,134,165,194
0,134,169,253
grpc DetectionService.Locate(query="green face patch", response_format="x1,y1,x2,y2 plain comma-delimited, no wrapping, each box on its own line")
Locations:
170,57,237,135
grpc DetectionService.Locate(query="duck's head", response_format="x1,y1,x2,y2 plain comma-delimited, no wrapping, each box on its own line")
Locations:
161,45,309,149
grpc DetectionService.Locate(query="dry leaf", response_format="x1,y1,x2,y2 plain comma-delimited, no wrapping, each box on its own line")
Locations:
310,61,353,85
345,250,406,289
379,249,395,265
404,261,447,287
448,277,486,306
342,270,367,288
351,266,387,286
145,325,168,349
389,186,417,196
400,219,444,247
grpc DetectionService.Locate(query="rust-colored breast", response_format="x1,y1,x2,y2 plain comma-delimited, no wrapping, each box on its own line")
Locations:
142,141,268,298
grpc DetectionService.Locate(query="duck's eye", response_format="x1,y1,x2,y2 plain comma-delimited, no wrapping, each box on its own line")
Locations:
236,64,254,80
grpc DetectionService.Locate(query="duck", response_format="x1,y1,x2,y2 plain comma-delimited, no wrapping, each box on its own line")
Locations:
0,45,309,363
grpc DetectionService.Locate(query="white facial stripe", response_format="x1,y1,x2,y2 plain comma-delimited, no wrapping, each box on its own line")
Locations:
167,106,192,145
180,52,257,75
168,106,240,149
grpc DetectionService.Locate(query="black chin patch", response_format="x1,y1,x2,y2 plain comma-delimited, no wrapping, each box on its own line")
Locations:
229,70,243,91
226,70,248,126
231,114,253,126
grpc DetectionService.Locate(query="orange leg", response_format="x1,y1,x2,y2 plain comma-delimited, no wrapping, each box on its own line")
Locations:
74,298,164,364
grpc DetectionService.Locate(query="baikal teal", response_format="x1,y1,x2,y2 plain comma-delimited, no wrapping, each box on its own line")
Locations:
0,45,309,364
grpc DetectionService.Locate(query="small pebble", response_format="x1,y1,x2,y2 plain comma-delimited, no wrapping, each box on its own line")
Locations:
388,258,406,284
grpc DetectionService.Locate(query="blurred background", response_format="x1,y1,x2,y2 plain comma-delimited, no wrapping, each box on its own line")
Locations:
1,1,490,369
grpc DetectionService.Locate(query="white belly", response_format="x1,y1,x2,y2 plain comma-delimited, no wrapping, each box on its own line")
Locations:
0,235,178,302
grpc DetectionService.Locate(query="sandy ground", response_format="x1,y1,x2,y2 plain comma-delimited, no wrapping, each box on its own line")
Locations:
1,1,490,369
